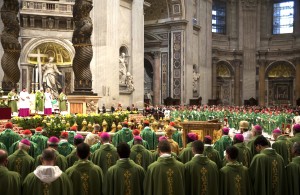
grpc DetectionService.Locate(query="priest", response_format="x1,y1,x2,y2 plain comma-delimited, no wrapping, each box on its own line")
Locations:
178,132,198,163
286,142,300,195
271,128,292,166
66,134,85,167
18,88,30,117
203,135,222,168
213,127,232,159
0,122,21,150
140,120,157,150
112,122,133,146
30,127,48,156
129,136,153,170
35,88,45,114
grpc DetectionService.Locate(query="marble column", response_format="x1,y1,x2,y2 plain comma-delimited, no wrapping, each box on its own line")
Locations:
153,51,161,106
212,57,218,99
295,58,300,100
233,59,242,106
258,60,267,106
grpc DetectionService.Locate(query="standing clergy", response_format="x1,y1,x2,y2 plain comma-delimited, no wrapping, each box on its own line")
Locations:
112,122,133,146
58,89,68,114
247,125,269,156
22,148,73,195
66,134,85,167
18,88,30,117
66,143,103,195
249,135,286,195
203,135,222,169
91,132,119,175
7,88,18,115
220,146,253,195
272,128,293,166
9,130,38,158
0,122,21,150
44,88,52,115
239,120,252,144
165,124,180,155
30,127,48,157
286,142,300,195
7,139,34,181
184,140,219,195
213,127,232,159
0,149,21,195
58,131,75,157
127,129,149,149
178,132,198,164
104,142,145,195
35,88,45,114
289,124,300,144
129,136,153,170
144,140,185,195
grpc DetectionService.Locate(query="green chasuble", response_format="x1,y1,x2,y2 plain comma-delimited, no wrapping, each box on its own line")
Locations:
0,142,7,151
30,133,48,156
247,135,271,156
213,135,232,159
66,160,103,195
178,142,193,164
103,159,145,195
35,91,45,112
112,128,133,147
224,142,252,168
58,92,67,111
129,144,153,170
249,148,286,195
144,156,185,195
286,156,300,195
58,141,75,157
272,135,293,166
7,149,34,181
90,142,101,153
7,91,18,112
220,162,253,195
35,150,68,171
184,154,219,195
0,129,21,150
127,138,149,149
140,127,158,150
172,129,183,148
289,133,300,144
67,131,77,145
22,167,73,195
204,145,222,169
90,144,119,175
9,140,38,158
152,150,179,161
0,166,21,195
66,149,79,167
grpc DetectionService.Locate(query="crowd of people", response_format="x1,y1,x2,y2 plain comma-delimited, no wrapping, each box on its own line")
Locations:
0,114,300,195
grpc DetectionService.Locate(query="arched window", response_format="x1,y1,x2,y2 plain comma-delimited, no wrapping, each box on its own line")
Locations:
212,0,226,34
273,0,294,34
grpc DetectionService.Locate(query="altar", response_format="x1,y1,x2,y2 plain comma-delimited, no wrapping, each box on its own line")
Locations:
180,121,222,147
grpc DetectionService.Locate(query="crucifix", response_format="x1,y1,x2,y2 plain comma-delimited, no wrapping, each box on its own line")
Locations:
27,48,48,90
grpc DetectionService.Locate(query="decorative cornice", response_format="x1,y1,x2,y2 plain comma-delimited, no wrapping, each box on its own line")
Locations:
241,0,258,10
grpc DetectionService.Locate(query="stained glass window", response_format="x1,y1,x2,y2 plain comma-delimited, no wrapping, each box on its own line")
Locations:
273,1,294,34
212,1,226,34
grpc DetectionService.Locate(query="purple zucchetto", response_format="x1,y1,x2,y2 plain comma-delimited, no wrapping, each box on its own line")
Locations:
47,136,59,145
234,134,244,142
20,139,31,147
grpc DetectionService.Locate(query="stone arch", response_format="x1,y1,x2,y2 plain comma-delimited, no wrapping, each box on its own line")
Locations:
265,60,296,78
20,37,75,66
216,60,234,78
144,54,155,104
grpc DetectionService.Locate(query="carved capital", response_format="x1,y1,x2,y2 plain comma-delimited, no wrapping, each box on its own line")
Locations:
231,59,242,67
241,0,258,10
152,51,161,59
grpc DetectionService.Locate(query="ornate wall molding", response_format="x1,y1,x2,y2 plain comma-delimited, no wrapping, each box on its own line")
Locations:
172,32,182,99
241,0,258,10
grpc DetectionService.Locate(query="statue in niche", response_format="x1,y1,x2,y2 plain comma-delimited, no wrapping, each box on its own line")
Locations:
192,65,200,93
119,52,127,84
125,72,134,91
42,56,62,96
48,17,54,29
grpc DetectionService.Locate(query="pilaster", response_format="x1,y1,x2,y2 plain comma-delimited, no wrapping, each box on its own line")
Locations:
153,51,161,106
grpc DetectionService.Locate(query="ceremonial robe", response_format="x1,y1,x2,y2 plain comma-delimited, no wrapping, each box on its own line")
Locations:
90,142,101,153
178,142,193,164
58,92,67,112
249,148,286,195
172,129,183,148
185,154,219,195
44,91,52,115
168,138,180,155
140,127,158,150
0,166,21,195
286,156,300,195
0,142,7,151
30,133,48,156
0,129,21,150
130,144,153,170
112,128,133,146
204,145,222,168
229,142,252,168
7,149,34,181
66,160,103,195
104,159,145,195
213,135,232,159
127,138,149,149
66,149,78,167
289,133,300,144
67,131,76,145
35,91,44,113
90,143,119,175
220,162,253,195
9,140,38,158
152,151,178,161
272,135,293,166
58,141,75,157
8,91,18,112
35,150,68,171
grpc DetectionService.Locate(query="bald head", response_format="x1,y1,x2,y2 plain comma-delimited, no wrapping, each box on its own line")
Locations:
41,148,56,166
0,149,8,165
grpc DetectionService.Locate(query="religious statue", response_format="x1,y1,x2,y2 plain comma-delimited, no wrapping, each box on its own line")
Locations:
42,57,62,96
7,88,18,114
119,52,127,84
192,65,200,93
125,72,134,91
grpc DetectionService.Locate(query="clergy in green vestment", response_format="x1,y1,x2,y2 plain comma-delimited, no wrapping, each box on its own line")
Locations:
66,134,84,167
185,140,219,195
286,142,300,195
272,129,292,166
34,136,68,171
223,134,252,168
0,122,21,150
104,142,145,195
247,125,270,156
112,122,133,146
178,133,198,164
58,132,75,157
127,129,150,149
249,136,286,195
90,141,101,153
91,132,119,175
140,121,158,150
144,140,185,195
7,88,18,113
0,149,21,195
66,143,103,195
35,88,45,114
23,148,73,195
220,146,253,195
29,127,48,156
203,135,222,169
7,139,34,181
58,90,68,112
239,120,252,144
289,124,300,144
67,129,77,145
129,136,153,170
9,130,38,158
213,127,232,159
0,141,7,151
